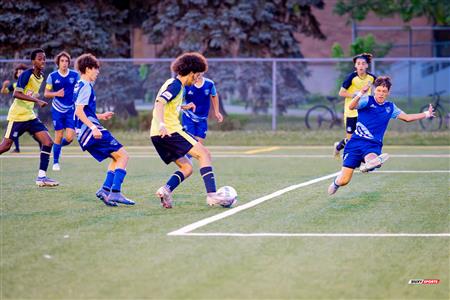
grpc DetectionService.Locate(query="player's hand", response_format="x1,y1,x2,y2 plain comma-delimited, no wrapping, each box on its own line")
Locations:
182,102,196,112
2,80,10,86
55,88,64,97
215,112,223,123
37,99,48,108
424,104,435,119
92,127,102,139
99,111,114,120
159,126,171,138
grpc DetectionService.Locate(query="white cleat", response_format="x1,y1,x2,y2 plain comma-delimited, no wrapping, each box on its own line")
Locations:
52,163,60,171
328,181,340,195
156,186,173,209
360,153,390,173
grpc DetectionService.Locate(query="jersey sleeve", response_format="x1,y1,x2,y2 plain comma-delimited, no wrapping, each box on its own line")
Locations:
356,96,369,109
45,74,53,91
210,82,217,96
391,103,404,119
158,81,182,103
75,84,91,106
341,73,356,89
15,70,32,92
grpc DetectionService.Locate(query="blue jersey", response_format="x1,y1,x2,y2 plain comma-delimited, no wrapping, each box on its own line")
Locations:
353,96,403,145
46,69,79,113
184,77,217,120
73,79,105,149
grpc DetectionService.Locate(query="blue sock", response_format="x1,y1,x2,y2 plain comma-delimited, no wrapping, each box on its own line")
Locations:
166,171,185,192
200,166,216,193
13,137,20,151
61,138,72,147
53,143,62,164
102,170,115,192
111,168,126,193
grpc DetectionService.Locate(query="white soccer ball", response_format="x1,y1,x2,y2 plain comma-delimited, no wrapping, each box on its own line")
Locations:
216,186,238,208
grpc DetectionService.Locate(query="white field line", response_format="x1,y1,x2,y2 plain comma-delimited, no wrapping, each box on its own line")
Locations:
181,233,450,237
168,172,341,236
168,169,449,237
2,154,449,159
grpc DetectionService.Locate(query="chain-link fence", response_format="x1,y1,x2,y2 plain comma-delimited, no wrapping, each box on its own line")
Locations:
1,57,449,131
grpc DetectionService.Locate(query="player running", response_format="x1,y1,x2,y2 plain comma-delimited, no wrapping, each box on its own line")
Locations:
334,53,376,158
74,53,134,207
150,52,234,209
44,51,80,171
0,49,58,186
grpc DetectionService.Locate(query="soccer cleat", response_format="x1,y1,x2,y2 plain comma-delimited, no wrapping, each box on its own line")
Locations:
327,181,340,195
360,153,390,173
156,186,173,209
206,193,237,208
333,141,341,159
107,192,135,205
11,149,20,153
35,176,59,187
52,163,60,171
95,188,118,207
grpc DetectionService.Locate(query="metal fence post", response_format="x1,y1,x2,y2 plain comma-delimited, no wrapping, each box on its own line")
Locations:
272,60,277,131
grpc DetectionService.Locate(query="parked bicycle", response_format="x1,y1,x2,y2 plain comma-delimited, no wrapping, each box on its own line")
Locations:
305,96,343,130
419,90,449,131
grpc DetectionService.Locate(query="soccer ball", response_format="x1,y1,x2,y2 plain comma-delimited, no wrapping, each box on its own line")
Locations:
216,186,238,208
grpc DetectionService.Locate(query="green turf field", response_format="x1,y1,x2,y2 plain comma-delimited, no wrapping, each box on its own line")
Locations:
1,146,449,299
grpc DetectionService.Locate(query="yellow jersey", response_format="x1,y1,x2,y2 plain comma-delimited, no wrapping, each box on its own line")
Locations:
7,69,43,121
150,78,185,137
341,72,376,118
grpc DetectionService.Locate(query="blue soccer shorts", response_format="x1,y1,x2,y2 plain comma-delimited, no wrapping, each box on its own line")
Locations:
182,114,208,139
52,108,75,131
83,130,123,162
343,138,382,169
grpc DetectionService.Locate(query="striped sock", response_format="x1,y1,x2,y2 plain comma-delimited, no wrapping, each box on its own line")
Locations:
39,145,52,172
166,171,185,192
200,166,216,193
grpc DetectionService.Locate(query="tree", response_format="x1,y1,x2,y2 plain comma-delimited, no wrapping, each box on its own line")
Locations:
136,0,326,114
334,0,450,25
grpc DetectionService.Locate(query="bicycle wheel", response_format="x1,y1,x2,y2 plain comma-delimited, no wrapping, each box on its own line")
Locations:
419,105,442,131
305,105,335,130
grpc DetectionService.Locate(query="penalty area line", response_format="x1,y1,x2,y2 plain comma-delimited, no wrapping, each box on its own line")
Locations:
167,171,341,236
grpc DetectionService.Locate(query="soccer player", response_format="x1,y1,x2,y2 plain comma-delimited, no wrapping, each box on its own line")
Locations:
334,53,376,158
328,76,434,195
2,64,28,152
150,52,234,209
73,53,134,207
0,49,58,186
182,73,223,143
44,51,80,171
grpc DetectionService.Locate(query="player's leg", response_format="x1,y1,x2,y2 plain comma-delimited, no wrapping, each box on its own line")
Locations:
95,159,117,205
188,142,232,207
106,147,134,205
62,128,75,146
360,152,390,173
52,129,63,170
0,121,18,154
33,128,59,187
334,117,356,158
156,156,194,209
12,136,20,153
328,167,355,195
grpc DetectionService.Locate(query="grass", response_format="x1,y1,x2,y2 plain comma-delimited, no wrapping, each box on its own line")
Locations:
1,146,449,299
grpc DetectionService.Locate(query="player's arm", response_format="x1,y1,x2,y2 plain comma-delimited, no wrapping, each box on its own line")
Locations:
338,87,354,98
74,84,102,138
211,94,223,122
348,85,370,110
97,112,114,120
339,73,355,98
154,98,170,137
44,75,64,98
13,71,47,107
397,104,434,122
